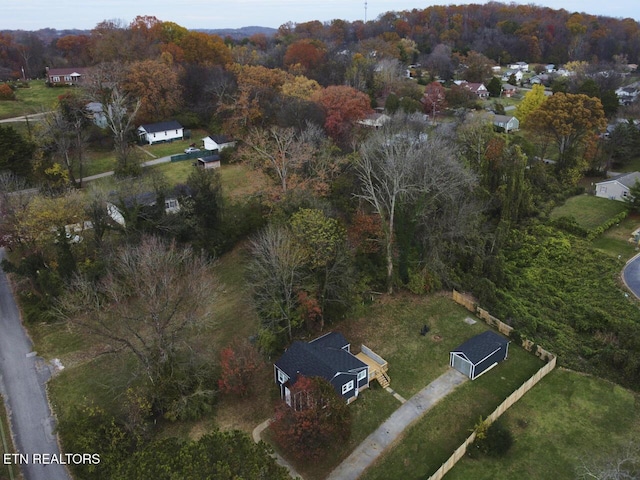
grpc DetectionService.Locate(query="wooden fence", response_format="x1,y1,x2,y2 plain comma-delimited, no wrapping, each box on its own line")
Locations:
426,291,558,480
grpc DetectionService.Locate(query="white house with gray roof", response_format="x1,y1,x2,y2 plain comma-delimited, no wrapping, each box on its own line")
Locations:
595,171,640,201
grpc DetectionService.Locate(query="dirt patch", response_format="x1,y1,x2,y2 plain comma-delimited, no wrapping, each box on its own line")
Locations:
431,334,442,342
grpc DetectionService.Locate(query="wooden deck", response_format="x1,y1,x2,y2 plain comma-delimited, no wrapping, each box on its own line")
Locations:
356,345,390,388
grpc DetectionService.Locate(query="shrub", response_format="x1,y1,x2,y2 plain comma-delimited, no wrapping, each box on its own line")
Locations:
0,83,15,100
469,419,513,458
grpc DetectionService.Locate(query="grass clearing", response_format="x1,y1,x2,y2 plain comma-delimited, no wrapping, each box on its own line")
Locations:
0,81,70,119
445,369,640,480
590,211,640,259
550,194,627,230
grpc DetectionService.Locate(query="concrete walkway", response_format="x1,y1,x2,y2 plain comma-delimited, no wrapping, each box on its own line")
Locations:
252,419,303,479
326,369,468,480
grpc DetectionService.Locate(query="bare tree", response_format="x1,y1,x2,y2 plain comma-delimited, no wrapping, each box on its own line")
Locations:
245,126,313,194
248,224,307,346
103,86,142,176
59,236,216,385
356,116,424,293
576,441,640,480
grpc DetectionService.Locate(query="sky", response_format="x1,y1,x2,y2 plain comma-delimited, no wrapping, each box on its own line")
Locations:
1,0,639,31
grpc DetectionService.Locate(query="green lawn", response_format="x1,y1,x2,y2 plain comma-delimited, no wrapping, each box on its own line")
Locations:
0,80,70,119
361,343,544,480
445,369,640,480
551,194,628,230
590,212,640,259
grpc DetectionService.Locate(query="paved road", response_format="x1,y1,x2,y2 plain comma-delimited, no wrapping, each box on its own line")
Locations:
622,253,640,299
326,369,468,480
0,249,71,480
0,113,49,124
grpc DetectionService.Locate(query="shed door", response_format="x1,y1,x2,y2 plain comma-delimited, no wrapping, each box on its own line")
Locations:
452,354,472,378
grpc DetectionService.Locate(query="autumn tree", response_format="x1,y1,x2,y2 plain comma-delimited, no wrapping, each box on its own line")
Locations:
457,50,493,83
221,64,291,132
283,40,326,76
515,84,547,126
270,376,351,462
527,92,607,183
312,85,372,145
179,31,232,66
59,236,216,393
123,59,181,124
422,81,448,122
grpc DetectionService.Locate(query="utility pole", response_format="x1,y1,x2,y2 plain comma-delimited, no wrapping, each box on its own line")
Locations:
365,0,368,22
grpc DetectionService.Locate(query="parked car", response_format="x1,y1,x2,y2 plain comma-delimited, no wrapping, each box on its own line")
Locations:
184,147,200,154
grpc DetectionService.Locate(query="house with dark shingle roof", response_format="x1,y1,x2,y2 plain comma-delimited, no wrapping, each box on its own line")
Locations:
274,332,370,404
449,331,509,380
137,120,184,145
595,171,640,202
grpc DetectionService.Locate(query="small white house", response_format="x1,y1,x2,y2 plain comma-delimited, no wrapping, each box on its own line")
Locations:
595,172,640,201
357,113,391,129
203,134,236,152
138,120,184,145
502,69,523,82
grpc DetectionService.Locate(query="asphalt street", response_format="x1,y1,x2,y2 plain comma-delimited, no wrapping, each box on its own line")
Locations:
623,253,640,299
0,248,71,480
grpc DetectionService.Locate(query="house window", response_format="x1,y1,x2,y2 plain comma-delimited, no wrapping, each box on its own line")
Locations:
64,75,71,82
342,380,354,395
277,369,288,384
357,370,367,382
623,191,628,197
165,199,178,210
52,76,60,82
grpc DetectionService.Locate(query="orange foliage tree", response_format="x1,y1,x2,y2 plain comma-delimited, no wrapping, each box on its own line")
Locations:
283,40,326,75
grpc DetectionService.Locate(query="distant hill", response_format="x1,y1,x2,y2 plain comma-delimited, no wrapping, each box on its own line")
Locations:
194,26,277,40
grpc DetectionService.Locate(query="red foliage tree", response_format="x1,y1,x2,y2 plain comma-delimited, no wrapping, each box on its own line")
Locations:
312,85,372,144
283,40,326,74
421,81,448,120
270,376,351,461
218,340,263,397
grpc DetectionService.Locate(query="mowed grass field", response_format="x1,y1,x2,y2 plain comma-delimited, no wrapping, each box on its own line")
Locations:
445,369,640,480
0,80,70,119
550,194,627,230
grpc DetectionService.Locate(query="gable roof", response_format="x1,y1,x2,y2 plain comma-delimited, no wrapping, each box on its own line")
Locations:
275,332,366,385
451,331,509,365
493,114,517,124
198,154,221,164
205,134,234,144
47,67,90,77
139,120,183,134
598,171,640,188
